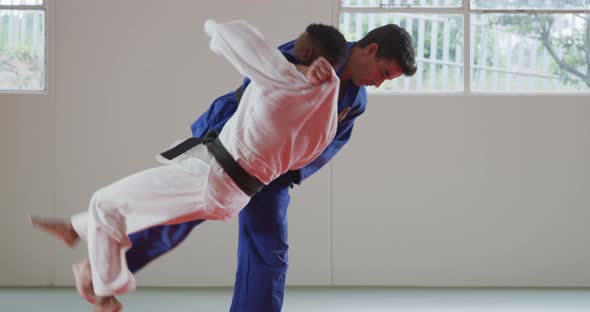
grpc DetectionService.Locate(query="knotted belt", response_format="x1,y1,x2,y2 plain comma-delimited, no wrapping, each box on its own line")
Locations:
160,131,264,197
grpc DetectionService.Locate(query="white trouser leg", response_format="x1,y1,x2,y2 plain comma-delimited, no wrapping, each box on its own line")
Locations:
70,155,213,297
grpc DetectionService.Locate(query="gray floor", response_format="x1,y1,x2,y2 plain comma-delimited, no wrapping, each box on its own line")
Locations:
1,287,590,311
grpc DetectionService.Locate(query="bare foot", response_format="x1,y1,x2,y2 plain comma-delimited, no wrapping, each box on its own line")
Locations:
73,259,96,304
94,296,123,312
29,215,79,247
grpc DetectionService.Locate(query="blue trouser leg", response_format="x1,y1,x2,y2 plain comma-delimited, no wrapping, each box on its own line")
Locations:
126,219,206,273
230,179,291,312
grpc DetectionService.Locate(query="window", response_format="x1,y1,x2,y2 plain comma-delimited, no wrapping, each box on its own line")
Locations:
340,0,590,93
0,0,45,92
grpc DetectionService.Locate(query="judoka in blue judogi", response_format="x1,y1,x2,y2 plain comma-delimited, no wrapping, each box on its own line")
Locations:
126,23,416,312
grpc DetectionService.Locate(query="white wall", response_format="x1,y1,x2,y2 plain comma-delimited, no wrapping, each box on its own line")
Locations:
1,0,589,287
0,93,55,286
333,95,590,287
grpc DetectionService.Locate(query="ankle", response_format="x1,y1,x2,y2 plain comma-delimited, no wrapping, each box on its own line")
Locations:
68,224,80,240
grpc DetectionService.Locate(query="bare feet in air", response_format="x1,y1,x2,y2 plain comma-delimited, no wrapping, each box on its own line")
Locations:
73,259,124,311
29,215,79,247
94,296,123,312
72,259,97,304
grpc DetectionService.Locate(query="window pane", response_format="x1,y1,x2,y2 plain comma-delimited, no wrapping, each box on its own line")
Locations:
0,0,43,5
0,10,45,91
471,14,590,92
340,13,464,92
342,0,461,8
471,0,590,10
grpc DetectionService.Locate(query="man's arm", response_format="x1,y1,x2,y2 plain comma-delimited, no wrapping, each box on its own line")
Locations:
205,20,306,89
291,87,367,184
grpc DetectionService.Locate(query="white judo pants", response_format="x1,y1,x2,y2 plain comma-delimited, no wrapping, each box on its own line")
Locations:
70,144,250,296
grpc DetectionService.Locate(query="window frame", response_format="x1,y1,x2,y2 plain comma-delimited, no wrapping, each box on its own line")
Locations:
335,1,590,94
0,0,47,93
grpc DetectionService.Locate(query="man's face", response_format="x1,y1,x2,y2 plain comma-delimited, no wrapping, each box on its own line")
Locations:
351,43,404,87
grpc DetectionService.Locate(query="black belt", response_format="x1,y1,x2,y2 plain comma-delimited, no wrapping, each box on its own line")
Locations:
160,131,264,197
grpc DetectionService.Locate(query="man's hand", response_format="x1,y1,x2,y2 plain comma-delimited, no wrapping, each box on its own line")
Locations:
306,57,334,85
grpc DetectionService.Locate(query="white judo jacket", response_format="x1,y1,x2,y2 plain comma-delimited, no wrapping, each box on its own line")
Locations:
207,20,340,185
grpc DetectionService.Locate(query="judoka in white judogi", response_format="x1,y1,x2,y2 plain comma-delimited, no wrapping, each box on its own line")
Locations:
35,19,341,300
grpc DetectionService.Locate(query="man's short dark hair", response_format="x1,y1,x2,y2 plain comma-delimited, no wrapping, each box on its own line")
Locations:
357,24,417,76
305,23,349,70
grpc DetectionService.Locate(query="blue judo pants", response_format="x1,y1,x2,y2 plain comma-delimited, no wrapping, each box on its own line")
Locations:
126,174,292,312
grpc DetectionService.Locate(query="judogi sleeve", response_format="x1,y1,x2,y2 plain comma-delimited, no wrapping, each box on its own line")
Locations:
204,20,304,88
294,87,367,183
